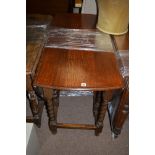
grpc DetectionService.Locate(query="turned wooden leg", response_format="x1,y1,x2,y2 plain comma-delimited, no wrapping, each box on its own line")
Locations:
95,91,113,136
27,91,39,117
27,75,40,127
113,77,129,137
93,91,102,122
52,90,60,122
43,88,57,134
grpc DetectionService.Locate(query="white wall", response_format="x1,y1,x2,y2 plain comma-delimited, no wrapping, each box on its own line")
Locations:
81,0,97,15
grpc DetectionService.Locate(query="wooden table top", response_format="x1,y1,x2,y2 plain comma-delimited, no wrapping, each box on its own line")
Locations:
51,13,97,29
33,13,124,91
34,48,123,90
26,14,53,76
26,42,44,75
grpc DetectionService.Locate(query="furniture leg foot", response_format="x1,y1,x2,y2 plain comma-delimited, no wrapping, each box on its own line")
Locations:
95,122,103,136
49,121,57,134
27,90,40,126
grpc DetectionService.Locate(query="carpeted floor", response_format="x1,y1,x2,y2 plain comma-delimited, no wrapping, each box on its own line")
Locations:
29,95,129,155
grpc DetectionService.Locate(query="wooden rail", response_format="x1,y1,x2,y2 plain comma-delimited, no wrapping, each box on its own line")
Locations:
57,123,96,130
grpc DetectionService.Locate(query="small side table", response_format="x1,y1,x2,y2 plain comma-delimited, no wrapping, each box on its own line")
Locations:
33,48,124,135
33,13,124,135
26,41,44,127
26,14,53,127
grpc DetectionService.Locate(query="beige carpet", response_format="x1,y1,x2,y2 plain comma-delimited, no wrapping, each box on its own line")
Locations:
32,96,129,155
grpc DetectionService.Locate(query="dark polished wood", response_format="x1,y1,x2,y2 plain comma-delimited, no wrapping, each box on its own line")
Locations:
33,13,124,135
26,39,45,127
34,48,123,91
113,77,129,136
26,101,44,125
95,91,113,136
110,32,129,137
52,90,60,122
26,13,54,127
26,75,39,125
26,42,44,76
27,0,74,15
51,13,97,29
43,88,57,134
27,74,45,127
93,91,102,122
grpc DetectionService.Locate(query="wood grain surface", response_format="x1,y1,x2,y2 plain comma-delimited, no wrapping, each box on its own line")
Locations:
34,48,123,90
51,13,97,29
26,42,44,75
57,123,96,130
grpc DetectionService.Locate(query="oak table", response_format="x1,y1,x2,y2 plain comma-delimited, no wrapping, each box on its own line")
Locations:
26,41,44,127
109,32,129,137
26,14,53,127
33,14,124,135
